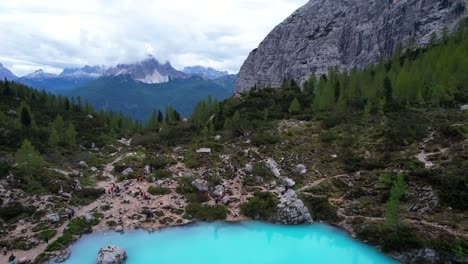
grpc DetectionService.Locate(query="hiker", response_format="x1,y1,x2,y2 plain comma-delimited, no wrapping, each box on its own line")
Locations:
45,236,49,244
8,253,15,262
2,246,7,256
67,211,72,221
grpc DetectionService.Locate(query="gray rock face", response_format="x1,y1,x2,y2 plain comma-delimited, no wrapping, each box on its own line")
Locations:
271,189,313,224
96,245,127,264
191,179,209,192
235,0,467,93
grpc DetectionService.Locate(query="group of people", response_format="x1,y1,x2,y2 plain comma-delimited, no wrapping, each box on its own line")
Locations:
2,247,16,264
107,183,121,196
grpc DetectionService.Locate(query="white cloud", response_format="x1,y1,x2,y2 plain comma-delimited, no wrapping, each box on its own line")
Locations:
0,0,308,76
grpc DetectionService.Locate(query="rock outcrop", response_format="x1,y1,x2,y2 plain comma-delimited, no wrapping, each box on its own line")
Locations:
96,245,127,264
235,0,467,93
271,189,313,224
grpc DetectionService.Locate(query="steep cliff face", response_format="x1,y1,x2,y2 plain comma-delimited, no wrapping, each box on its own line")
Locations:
235,0,467,93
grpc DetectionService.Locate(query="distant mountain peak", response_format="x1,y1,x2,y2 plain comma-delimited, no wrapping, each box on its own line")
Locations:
105,57,187,84
0,63,18,80
183,66,229,80
23,69,57,79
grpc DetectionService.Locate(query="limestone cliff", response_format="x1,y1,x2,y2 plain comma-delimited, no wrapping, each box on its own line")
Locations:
235,0,467,93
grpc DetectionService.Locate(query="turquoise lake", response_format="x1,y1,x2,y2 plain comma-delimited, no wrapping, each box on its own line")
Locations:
61,221,397,264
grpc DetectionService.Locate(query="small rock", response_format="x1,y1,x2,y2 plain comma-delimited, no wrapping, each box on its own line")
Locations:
122,168,133,176
279,176,295,187
213,185,224,197
245,164,253,174
196,148,211,154
47,213,60,222
90,167,98,172
115,226,124,232
84,213,94,223
292,164,307,175
255,176,264,184
79,161,88,168
214,135,222,141
17,257,29,264
55,249,71,263
265,158,281,177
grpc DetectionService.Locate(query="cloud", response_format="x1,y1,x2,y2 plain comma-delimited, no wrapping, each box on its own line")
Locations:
0,0,308,76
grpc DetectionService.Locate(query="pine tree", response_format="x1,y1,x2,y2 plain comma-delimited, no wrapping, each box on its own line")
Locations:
19,101,33,129
15,140,46,176
383,76,393,103
384,175,406,232
64,123,77,146
64,98,70,111
48,128,60,147
288,97,301,114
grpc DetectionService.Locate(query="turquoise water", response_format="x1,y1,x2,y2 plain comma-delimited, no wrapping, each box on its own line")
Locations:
62,221,397,264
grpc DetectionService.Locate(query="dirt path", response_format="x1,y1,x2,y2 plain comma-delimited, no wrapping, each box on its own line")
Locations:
297,174,348,192
415,131,449,169
11,152,134,263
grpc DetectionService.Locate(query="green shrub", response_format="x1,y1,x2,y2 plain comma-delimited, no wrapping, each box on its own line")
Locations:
100,205,111,211
175,178,210,203
153,170,173,179
251,133,280,146
159,217,174,225
46,215,101,251
0,203,35,222
185,203,226,221
299,194,338,222
252,163,273,178
147,186,171,195
241,192,278,219
106,220,116,227
319,131,339,143
356,222,421,252
149,156,176,169
37,230,57,241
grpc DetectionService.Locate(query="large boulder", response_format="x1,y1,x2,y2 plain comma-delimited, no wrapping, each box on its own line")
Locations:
265,158,281,178
270,189,312,225
191,179,209,192
96,245,127,264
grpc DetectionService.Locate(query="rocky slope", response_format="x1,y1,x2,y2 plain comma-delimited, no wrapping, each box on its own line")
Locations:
235,0,467,93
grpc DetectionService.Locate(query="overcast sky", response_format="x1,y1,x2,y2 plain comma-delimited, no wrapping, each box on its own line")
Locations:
0,0,308,76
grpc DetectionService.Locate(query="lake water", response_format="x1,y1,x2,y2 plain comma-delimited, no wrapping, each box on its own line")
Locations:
61,221,397,264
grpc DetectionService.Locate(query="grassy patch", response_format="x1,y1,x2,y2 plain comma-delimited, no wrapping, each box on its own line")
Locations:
241,191,278,220
184,203,227,221
299,194,338,222
147,186,171,195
